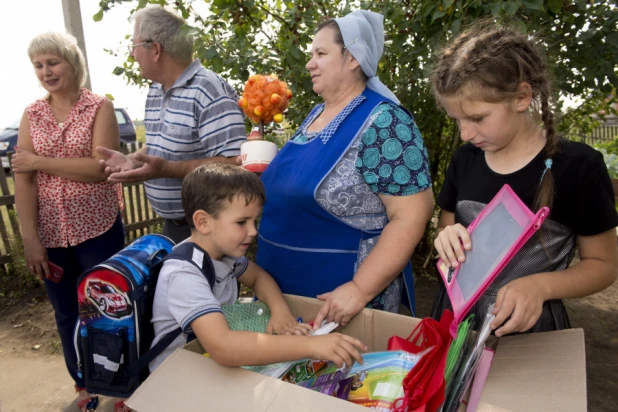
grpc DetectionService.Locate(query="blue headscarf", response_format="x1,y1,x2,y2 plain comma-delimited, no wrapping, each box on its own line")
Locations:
335,10,400,104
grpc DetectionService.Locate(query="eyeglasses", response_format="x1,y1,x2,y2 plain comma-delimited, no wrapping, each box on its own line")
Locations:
127,41,153,54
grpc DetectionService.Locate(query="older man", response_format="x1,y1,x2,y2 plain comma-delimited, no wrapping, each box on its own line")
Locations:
98,5,245,243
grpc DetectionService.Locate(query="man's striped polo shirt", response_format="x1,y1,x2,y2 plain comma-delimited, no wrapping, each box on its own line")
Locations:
144,60,246,219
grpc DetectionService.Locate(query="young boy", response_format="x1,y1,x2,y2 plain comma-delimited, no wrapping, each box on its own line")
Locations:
149,164,367,371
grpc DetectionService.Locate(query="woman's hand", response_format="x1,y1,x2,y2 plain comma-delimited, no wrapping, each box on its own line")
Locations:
491,276,546,337
313,281,369,329
23,238,50,280
434,223,472,268
266,310,312,336
11,147,39,173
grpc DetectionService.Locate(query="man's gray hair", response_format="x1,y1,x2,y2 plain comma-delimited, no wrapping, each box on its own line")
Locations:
135,5,193,63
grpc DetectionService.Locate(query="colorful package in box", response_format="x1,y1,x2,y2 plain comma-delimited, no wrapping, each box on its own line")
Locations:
298,369,355,400
346,351,426,411
281,359,329,384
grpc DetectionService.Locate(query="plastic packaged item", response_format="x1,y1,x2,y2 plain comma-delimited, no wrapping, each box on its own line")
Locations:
281,359,329,384
466,347,495,412
443,304,497,412
436,184,549,332
298,368,354,400
221,301,271,333
346,351,427,411
444,314,475,386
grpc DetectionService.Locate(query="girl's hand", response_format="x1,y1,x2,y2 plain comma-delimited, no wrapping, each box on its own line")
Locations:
310,333,367,368
491,276,546,337
266,311,312,336
11,147,39,173
23,238,50,280
434,224,472,268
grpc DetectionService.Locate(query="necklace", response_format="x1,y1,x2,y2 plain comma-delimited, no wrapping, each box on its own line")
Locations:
50,104,68,128
49,97,72,128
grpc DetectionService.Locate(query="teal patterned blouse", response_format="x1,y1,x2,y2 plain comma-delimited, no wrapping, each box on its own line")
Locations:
293,102,432,196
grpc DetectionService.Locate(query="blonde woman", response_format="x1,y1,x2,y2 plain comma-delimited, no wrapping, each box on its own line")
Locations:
13,32,124,411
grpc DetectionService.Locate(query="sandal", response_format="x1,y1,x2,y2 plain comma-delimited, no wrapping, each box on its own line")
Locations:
75,386,99,412
114,400,133,412
77,395,99,412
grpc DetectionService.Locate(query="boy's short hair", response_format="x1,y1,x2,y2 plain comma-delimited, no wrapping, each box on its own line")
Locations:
182,164,266,228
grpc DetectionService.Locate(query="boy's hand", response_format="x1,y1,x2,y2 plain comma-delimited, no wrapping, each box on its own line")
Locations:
434,223,472,268
310,333,367,368
491,276,546,337
267,311,313,336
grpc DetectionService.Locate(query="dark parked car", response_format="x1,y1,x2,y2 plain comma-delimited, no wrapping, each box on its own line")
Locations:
0,108,136,169
0,120,19,169
115,108,137,144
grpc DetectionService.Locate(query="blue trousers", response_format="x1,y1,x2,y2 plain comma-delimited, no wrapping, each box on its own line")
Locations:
44,215,125,387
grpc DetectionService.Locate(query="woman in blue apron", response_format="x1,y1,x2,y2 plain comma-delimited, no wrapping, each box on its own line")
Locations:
257,10,434,328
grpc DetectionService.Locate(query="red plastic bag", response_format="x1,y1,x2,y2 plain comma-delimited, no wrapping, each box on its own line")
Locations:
391,310,454,412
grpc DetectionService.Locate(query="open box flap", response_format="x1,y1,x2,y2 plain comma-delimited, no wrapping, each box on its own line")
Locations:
127,349,370,412
478,328,586,411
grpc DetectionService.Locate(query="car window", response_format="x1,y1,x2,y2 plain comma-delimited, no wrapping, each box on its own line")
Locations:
4,120,19,130
115,110,128,125
101,285,116,293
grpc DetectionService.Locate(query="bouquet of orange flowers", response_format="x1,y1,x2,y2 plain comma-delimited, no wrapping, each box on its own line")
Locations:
238,74,292,131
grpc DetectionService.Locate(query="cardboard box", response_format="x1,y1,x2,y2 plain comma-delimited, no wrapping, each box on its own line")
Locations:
127,295,587,411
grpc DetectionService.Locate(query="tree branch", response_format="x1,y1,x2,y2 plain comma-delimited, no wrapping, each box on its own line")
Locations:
257,4,290,28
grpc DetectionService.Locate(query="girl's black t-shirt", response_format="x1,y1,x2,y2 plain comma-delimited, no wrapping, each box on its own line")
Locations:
438,139,618,236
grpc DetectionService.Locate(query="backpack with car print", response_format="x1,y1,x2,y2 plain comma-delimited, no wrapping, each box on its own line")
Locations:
74,234,215,399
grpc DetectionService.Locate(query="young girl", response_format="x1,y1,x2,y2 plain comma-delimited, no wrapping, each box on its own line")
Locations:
430,27,617,337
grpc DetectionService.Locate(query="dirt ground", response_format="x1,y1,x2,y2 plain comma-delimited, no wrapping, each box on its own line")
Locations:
0,276,616,412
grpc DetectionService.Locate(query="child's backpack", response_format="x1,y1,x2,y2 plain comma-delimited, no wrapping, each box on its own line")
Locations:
74,234,216,399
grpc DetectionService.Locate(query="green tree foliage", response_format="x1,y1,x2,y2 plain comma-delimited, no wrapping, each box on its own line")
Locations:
97,0,618,275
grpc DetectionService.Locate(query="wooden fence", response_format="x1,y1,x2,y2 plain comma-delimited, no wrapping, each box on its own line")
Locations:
119,142,162,242
580,117,618,145
0,142,160,272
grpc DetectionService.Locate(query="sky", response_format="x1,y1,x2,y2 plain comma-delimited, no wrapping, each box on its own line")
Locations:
0,1,583,130
0,0,149,128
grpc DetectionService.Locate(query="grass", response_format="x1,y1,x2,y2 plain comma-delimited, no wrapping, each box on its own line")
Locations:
136,124,146,143
0,175,17,255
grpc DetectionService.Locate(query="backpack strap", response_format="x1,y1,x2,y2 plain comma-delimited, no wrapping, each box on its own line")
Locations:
128,327,183,376
128,242,217,376
162,242,216,289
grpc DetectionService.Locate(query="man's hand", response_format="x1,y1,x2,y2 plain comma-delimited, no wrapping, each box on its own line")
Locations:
313,281,370,329
97,147,168,184
11,147,39,173
96,146,138,177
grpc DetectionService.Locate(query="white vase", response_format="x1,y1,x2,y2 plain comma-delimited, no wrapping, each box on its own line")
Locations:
240,140,278,173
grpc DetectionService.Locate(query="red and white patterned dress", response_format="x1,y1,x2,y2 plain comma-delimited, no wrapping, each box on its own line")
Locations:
26,88,123,248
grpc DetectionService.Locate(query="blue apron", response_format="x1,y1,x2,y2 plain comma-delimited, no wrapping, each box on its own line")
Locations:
257,88,415,314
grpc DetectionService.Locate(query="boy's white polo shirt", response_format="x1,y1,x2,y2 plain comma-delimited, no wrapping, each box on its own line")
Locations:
149,250,248,372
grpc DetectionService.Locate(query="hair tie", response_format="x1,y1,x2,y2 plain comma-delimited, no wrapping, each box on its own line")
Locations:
540,158,553,182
